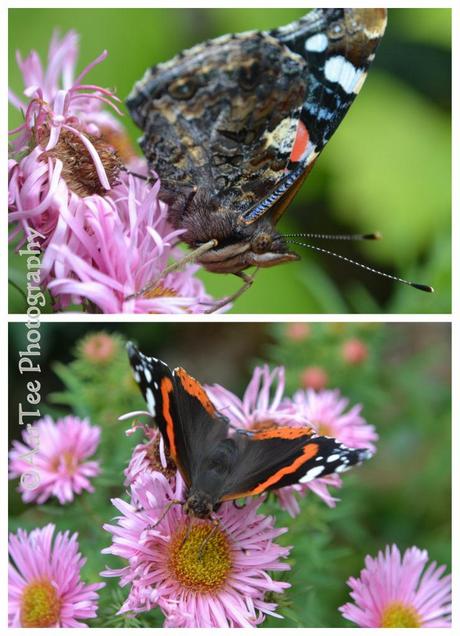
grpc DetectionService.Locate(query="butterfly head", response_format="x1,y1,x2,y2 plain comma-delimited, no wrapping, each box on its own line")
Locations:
197,221,300,274
184,490,215,519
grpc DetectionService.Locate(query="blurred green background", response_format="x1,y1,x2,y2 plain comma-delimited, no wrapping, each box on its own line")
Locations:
8,8,451,314
9,322,451,627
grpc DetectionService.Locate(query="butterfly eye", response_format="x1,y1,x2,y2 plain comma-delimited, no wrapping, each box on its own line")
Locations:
168,76,199,100
251,233,272,254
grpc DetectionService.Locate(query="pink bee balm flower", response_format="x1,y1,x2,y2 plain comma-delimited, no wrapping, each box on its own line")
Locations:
9,415,101,505
8,523,104,627
205,366,343,516
339,544,451,627
289,388,378,452
46,174,214,313
101,472,290,627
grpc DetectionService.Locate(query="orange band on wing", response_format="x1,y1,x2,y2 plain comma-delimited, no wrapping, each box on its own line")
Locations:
251,426,315,440
175,367,216,415
222,442,319,500
160,377,177,460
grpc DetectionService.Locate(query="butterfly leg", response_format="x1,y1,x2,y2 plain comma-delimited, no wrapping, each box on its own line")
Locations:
124,239,218,301
120,166,158,185
147,498,183,530
203,269,258,314
197,517,220,561
179,515,194,548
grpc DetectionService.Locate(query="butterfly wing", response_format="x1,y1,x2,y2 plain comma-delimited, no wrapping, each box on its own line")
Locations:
127,343,228,486
127,30,308,211
220,426,373,500
240,8,388,225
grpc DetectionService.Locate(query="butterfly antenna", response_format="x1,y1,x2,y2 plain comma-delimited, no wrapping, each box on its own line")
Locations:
284,232,382,241
286,240,434,292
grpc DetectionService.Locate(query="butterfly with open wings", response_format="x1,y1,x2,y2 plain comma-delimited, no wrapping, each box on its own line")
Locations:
127,343,373,519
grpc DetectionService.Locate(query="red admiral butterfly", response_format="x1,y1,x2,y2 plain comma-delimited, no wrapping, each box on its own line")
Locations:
127,8,433,305
127,342,373,519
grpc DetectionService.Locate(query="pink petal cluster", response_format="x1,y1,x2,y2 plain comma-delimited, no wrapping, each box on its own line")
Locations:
339,544,451,627
8,31,217,313
206,365,377,516
9,415,101,504
9,523,104,627
101,471,290,627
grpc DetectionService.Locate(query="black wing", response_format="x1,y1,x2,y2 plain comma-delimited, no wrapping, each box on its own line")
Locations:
127,343,228,486
272,8,388,157
220,426,373,500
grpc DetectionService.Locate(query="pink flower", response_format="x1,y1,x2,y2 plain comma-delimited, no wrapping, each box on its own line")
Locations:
102,472,290,627
9,31,123,247
9,415,101,505
285,322,311,341
342,338,369,365
8,30,222,314
46,174,214,313
205,365,341,516
300,366,329,390
289,388,378,453
8,523,104,627
124,428,176,487
339,544,451,627
205,365,306,429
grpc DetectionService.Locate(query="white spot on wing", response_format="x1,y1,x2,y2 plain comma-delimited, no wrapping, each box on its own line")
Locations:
305,33,328,53
324,56,364,94
326,453,340,463
145,387,156,416
299,465,324,483
144,368,152,383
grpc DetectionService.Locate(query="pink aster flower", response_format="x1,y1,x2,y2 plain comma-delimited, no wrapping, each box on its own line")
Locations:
9,31,123,248
9,415,101,505
205,366,345,516
205,365,306,429
339,544,451,627
46,174,214,313
9,523,104,627
102,471,290,627
289,388,378,453
9,30,221,314
124,426,176,487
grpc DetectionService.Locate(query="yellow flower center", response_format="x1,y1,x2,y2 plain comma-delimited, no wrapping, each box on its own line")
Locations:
20,580,61,627
51,451,78,475
168,522,232,593
380,601,422,627
314,420,332,437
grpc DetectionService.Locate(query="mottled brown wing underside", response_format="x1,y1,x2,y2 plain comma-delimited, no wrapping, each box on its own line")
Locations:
128,32,308,212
